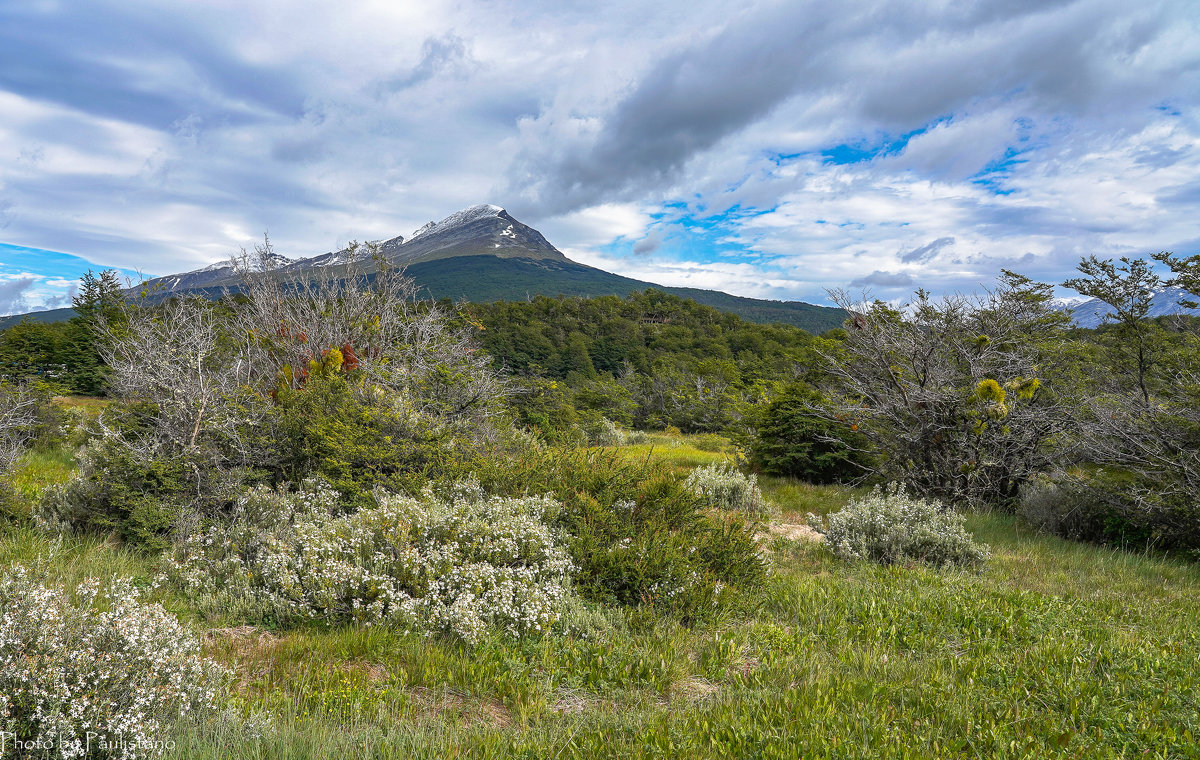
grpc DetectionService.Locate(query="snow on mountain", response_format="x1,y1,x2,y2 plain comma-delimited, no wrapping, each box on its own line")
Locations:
407,204,506,243
1067,287,1200,328
139,204,564,295
195,251,294,273
408,221,437,241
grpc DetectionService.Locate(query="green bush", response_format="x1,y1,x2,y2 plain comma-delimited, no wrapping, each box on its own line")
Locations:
815,484,989,568
1020,472,1197,552
263,373,480,506
35,436,244,550
475,447,765,621
748,383,870,483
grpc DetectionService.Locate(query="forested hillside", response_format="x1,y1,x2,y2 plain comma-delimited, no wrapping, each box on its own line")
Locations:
467,290,831,433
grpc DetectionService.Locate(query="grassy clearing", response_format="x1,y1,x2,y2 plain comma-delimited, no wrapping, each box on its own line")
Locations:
52,395,109,414
7,446,76,501
614,431,733,474
3,434,1199,758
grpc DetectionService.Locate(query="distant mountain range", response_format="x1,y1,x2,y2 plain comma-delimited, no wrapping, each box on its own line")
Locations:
1065,288,1200,328
5,205,848,334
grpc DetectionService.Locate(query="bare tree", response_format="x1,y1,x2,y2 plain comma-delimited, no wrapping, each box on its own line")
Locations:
99,295,263,463
231,237,508,433
98,236,508,464
0,383,43,472
817,272,1077,506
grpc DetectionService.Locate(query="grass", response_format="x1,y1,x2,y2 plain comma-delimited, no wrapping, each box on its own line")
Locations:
4,434,1200,758
52,395,109,414
7,446,76,500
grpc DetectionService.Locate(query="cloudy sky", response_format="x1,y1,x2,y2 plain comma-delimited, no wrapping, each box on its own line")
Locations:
1,0,1198,314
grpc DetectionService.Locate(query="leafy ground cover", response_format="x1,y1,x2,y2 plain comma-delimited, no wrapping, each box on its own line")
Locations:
2,433,1198,759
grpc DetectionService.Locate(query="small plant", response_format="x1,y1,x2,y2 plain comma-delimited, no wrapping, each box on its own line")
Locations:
168,479,575,644
814,484,989,568
685,463,771,517
0,565,226,759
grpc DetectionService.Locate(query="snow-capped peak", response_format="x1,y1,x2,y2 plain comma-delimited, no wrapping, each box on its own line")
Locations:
408,204,506,243
408,221,437,241
197,252,294,273
1050,295,1090,309
196,258,238,273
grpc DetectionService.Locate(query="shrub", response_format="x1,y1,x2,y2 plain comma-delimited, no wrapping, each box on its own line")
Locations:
35,436,245,550
747,383,870,483
0,380,59,472
1020,472,1195,551
815,484,989,568
684,463,772,517
475,447,766,620
0,565,225,759
580,416,627,447
168,479,574,644
262,372,479,506
688,433,728,453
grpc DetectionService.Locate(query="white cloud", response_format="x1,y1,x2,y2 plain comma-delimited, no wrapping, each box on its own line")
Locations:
0,0,1196,304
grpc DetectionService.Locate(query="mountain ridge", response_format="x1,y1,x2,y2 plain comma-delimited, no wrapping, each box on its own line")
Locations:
3,205,848,333
1065,287,1200,328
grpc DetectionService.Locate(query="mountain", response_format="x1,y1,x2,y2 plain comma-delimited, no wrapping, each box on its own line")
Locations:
392,204,563,264
1067,288,1200,328
3,205,847,334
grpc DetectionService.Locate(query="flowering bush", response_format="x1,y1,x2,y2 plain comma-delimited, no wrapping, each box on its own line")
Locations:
685,463,771,517
0,566,225,760
815,484,989,568
168,479,575,643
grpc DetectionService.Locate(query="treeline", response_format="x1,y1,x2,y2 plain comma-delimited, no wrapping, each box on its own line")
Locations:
467,290,832,435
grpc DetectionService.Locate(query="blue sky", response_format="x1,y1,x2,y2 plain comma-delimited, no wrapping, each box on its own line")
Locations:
0,243,145,315
1,0,1198,314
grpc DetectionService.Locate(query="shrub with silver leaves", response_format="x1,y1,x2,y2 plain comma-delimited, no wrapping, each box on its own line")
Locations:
0,565,226,760
816,483,989,568
684,463,771,517
168,479,575,644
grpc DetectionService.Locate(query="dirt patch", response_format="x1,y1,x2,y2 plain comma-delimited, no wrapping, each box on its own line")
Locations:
478,697,514,728
758,523,824,544
348,661,391,684
549,688,593,714
205,625,280,648
409,687,515,728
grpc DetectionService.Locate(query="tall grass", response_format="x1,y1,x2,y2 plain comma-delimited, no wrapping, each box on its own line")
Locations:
3,431,1199,758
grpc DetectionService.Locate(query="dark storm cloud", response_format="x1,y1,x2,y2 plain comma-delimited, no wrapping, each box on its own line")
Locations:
0,3,307,128
509,2,847,214
849,270,914,288
899,237,955,264
511,0,1199,216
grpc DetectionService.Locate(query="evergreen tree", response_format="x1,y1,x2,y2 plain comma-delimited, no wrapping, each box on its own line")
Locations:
66,269,127,394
